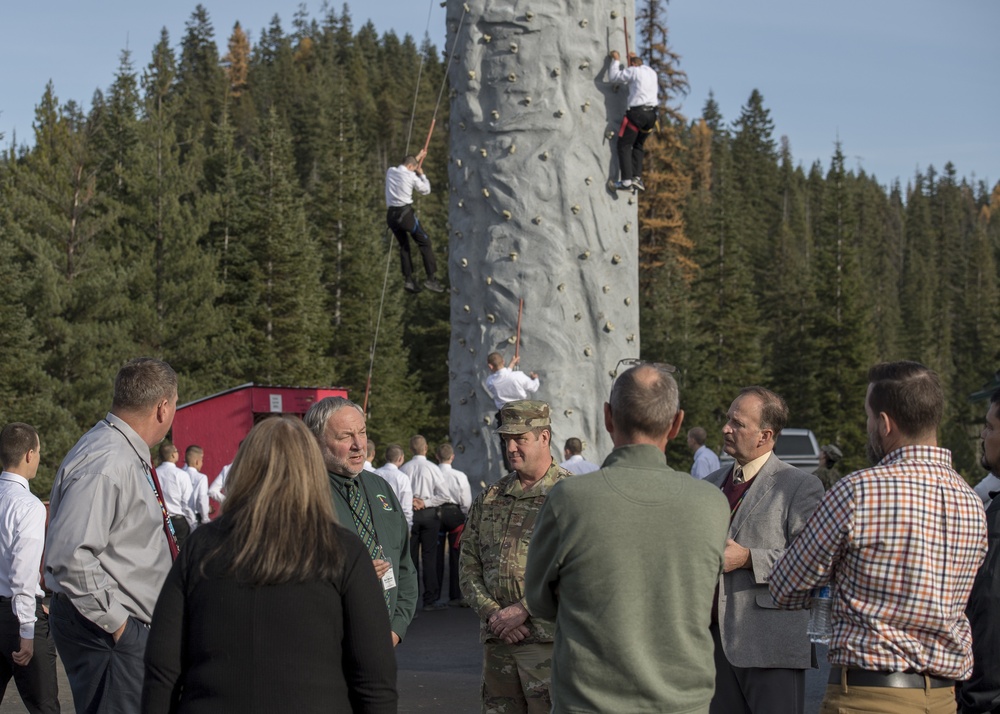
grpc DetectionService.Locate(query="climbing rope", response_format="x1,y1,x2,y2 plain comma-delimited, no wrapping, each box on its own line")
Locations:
363,0,470,414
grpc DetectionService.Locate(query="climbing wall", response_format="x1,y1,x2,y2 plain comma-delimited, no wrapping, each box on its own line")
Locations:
445,0,640,483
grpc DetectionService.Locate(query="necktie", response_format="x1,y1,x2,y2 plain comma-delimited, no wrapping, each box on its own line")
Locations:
345,479,391,612
149,465,179,560
732,466,745,485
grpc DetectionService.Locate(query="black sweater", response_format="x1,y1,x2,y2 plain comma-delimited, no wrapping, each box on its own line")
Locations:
142,518,397,713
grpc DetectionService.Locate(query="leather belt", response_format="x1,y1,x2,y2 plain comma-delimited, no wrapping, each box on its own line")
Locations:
828,667,954,689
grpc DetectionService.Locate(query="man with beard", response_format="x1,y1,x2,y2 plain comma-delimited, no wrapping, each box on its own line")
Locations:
770,361,987,714
959,389,1000,714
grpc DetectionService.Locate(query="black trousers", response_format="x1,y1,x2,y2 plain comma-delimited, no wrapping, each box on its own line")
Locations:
50,593,149,714
617,106,657,181
169,515,190,551
387,205,437,280
709,623,805,714
0,598,59,713
411,507,443,605
435,504,466,601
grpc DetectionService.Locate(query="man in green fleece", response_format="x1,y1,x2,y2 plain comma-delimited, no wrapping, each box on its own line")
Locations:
525,363,730,713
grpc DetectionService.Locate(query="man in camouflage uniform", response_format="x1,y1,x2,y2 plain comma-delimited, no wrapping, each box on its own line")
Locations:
460,400,572,714
814,443,843,490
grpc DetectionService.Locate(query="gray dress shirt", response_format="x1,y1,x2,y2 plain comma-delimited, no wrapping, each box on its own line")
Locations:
45,413,172,631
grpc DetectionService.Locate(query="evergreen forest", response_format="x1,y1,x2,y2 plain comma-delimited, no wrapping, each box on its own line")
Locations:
2,2,998,497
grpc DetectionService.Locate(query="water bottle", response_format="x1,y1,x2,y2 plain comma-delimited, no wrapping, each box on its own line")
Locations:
807,585,832,645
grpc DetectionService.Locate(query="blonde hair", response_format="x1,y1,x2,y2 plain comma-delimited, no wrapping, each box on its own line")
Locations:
209,417,342,585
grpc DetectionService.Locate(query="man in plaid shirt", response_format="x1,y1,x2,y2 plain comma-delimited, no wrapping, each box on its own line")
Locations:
769,361,987,714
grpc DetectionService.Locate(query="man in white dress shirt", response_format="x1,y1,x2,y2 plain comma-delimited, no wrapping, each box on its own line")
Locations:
208,462,231,504
401,436,455,610
385,148,443,294
183,445,210,526
559,438,600,475
156,444,195,546
608,50,659,193
486,352,540,411
688,427,721,480
436,443,472,605
375,444,414,528
0,423,59,712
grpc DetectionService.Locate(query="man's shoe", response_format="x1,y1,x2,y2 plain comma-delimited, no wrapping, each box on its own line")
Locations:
404,279,421,294
632,177,646,192
423,602,448,612
424,278,445,293
614,180,633,191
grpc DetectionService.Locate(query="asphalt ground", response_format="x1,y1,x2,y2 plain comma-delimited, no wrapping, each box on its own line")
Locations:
0,605,831,713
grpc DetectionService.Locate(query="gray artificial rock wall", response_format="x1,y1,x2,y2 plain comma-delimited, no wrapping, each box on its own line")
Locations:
445,0,640,484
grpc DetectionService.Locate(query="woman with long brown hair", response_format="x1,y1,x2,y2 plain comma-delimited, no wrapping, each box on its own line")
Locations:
142,417,397,713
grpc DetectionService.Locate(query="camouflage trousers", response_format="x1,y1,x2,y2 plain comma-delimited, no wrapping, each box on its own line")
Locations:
481,641,553,714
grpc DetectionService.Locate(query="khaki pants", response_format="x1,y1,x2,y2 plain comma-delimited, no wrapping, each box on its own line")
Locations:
481,641,552,714
821,671,957,714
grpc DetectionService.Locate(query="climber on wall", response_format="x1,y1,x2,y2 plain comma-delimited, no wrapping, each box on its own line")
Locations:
385,149,445,294
609,50,658,194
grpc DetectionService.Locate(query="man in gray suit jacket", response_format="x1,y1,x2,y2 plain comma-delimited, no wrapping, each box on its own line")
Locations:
705,386,824,714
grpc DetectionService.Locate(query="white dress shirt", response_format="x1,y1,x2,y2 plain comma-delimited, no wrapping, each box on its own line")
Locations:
184,466,210,525
0,472,46,638
157,461,195,526
486,368,540,410
374,463,414,528
400,455,451,507
974,472,1000,508
609,60,659,108
208,463,231,503
440,464,473,514
560,454,600,475
385,165,431,207
690,445,722,480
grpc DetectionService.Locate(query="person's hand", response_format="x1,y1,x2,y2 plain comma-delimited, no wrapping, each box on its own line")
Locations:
489,603,529,639
12,637,33,666
373,559,391,578
416,149,427,162
413,497,426,511
112,619,128,643
723,538,750,573
391,632,401,647
509,354,520,369
610,50,620,61
501,625,530,644
529,372,538,380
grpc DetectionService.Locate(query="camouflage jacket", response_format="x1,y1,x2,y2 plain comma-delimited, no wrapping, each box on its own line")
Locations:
814,465,842,490
459,460,572,643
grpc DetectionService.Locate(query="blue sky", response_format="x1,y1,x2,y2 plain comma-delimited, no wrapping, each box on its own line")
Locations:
2,0,996,188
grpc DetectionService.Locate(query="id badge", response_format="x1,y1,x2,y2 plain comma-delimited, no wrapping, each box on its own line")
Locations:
381,558,397,590
376,545,396,591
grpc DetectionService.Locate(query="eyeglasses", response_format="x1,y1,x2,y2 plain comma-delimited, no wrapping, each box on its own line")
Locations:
610,358,677,379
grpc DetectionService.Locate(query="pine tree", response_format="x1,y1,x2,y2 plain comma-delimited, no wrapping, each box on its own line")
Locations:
235,107,330,384
175,5,227,149
0,162,78,497
9,84,135,422
809,143,874,471
112,33,227,400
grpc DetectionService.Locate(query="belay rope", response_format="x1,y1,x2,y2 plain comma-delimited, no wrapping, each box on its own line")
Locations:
363,1,469,413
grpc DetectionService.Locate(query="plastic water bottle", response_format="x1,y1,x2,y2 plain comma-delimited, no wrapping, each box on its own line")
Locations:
807,586,832,645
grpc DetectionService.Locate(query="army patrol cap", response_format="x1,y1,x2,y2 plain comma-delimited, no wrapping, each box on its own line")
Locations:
821,443,843,462
496,400,551,435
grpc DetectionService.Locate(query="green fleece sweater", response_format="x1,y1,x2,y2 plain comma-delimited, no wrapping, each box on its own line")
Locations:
525,444,729,714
